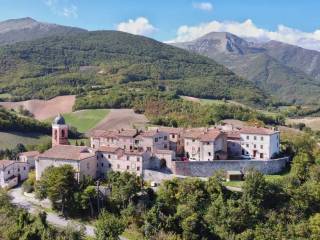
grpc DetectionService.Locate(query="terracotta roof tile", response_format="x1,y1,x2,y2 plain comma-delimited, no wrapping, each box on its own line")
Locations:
98,146,122,153
0,160,15,170
199,129,222,142
39,145,95,161
240,127,278,135
19,151,39,157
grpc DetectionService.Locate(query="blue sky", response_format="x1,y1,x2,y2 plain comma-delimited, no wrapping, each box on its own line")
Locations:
1,0,320,50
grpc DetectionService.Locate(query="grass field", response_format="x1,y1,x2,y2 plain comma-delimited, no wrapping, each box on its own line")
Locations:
61,109,110,133
287,117,320,131
0,131,50,149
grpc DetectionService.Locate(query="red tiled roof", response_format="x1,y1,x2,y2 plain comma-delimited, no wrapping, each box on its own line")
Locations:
150,127,184,134
39,145,95,161
19,151,39,157
90,130,118,138
0,160,15,170
199,129,222,142
225,131,241,140
116,129,139,137
140,130,160,137
239,127,277,135
98,146,122,153
184,128,222,141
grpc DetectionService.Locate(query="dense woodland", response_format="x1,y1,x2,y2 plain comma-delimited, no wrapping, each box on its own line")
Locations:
0,31,269,106
75,87,284,127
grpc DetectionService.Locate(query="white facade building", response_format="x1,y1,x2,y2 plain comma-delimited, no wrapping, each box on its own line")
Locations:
36,145,97,181
0,160,29,189
239,127,280,160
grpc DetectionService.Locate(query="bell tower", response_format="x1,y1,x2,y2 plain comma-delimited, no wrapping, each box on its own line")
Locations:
52,114,69,147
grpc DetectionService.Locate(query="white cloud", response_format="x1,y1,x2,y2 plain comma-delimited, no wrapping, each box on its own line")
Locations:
43,0,78,18
167,19,320,51
193,2,213,11
62,5,78,18
117,17,156,36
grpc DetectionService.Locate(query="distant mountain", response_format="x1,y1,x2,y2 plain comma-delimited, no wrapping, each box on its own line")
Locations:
261,40,320,81
173,32,320,105
0,30,269,106
0,17,86,45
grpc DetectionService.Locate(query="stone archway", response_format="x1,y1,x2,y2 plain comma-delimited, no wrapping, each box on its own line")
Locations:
160,158,167,169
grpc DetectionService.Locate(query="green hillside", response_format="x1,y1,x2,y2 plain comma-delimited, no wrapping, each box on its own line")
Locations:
0,31,269,106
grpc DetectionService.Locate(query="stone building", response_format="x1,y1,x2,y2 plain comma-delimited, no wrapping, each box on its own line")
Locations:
18,151,39,168
0,160,29,189
184,128,227,161
36,145,97,181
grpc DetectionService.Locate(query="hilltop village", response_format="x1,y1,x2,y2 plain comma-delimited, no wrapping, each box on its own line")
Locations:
1,114,286,188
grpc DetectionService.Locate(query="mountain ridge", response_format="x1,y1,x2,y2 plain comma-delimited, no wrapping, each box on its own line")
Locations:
173,32,320,104
0,17,86,46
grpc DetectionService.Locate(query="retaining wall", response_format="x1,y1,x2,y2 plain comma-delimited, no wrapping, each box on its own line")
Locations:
171,157,289,177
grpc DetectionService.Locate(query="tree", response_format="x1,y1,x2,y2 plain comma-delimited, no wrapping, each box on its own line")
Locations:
95,210,125,240
106,171,142,211
35,165,78,216
80,186,97,218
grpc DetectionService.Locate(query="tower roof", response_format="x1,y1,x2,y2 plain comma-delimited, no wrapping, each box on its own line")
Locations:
53,114,65,125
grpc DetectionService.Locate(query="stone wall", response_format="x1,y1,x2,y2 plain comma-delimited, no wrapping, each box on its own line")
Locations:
171,157,289,177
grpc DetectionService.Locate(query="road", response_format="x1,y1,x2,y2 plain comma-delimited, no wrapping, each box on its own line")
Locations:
8,187,127,239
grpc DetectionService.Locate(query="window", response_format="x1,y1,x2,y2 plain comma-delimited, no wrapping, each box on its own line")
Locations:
18,168,20,172
23,167,26,170
127,166,130,170
164,136,167,140
108,154,111,159
242,149,245,155
164,144,168,149
192,139,195,142
260,145,263,149
137,157,140,162
8,171,10,174
137,167,140,171
254,136,257,140
61,129,65,138
172,134,175,139
155,138,158,143
254,144,256,148
246,135,249,140
101,163,104,167
109,164,112,168
127,156,130,161
261,136,264,141
147,147,151,151
207,142,210,145
260,153,264,159
246,144,249,148
208,152,211,156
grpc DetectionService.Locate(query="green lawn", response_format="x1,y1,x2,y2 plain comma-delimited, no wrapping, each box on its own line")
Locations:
0,131,51,149
223,181,244,188
46,109,109,133
0,93,12,99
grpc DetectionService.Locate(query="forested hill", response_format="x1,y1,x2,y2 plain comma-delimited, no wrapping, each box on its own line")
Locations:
0,30,269,106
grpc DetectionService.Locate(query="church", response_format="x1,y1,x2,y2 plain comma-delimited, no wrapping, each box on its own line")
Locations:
35,115,175,181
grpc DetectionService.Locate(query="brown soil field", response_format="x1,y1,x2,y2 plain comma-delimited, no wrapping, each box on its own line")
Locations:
90,109,149,133
0,95,76,120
